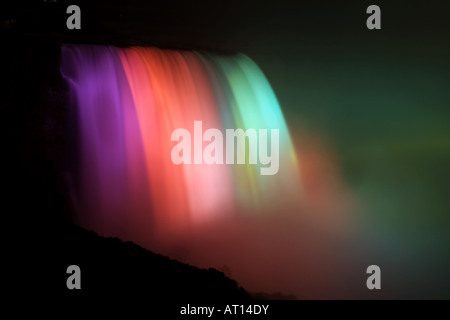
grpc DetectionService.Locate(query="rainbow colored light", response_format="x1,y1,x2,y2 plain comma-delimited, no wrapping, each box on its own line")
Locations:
61,45,302,235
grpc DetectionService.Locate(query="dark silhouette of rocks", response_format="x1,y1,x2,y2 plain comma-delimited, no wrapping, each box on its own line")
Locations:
55,223,253,301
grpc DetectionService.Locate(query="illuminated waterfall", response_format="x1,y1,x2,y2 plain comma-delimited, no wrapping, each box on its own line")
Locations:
61,45,301,236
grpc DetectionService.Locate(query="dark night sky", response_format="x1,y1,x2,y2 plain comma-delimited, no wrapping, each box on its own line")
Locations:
3,1,450,50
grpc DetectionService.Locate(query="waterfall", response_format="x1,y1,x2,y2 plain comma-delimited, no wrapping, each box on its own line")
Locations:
60,44,302,238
